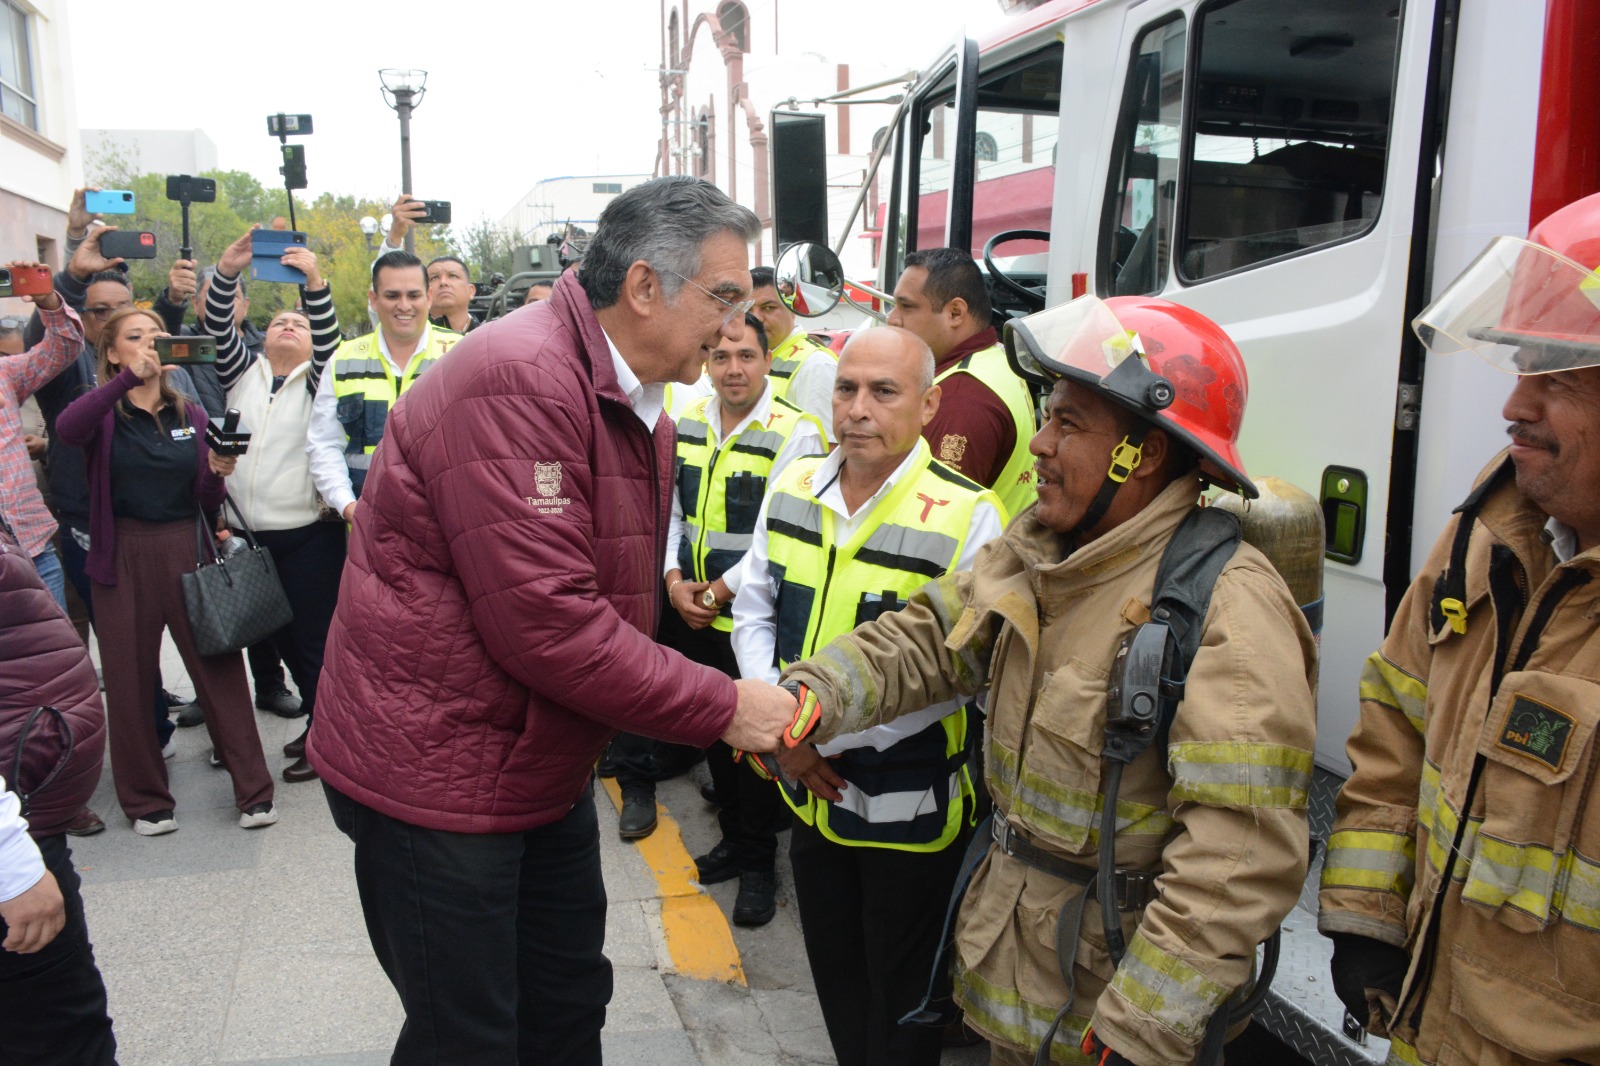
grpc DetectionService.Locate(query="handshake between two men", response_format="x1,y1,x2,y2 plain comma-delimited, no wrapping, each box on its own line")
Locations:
722,679,845,800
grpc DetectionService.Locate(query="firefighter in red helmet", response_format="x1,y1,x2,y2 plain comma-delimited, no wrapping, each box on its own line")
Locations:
767,294,1316,1065
1321,192,1600,1066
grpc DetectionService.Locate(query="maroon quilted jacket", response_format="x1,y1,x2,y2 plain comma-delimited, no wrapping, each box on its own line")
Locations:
0,531,106,838
309,274,738,832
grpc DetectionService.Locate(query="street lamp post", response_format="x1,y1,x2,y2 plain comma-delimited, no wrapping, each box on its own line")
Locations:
360,215,379,254
379,68,428,254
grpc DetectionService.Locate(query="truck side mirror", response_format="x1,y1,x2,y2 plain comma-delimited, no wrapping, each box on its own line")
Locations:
775,242,846,318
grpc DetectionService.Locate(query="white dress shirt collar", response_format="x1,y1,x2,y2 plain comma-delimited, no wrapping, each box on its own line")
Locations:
601,328,666,429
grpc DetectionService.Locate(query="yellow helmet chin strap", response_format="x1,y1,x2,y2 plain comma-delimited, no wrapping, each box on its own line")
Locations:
1066,427,1148,542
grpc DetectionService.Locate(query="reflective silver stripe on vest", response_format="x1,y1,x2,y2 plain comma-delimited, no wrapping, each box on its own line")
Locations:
856,523,960,580
770,358,802,378
411,357,437,377
347,453,373,470
683,520,701,545
767,491,824,543
706,530,752,553
730,427,785,460
676,418,709,445
829,773,959,824
335,357,388,380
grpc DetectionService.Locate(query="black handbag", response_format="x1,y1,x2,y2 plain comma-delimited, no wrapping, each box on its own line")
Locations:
181,496,293,656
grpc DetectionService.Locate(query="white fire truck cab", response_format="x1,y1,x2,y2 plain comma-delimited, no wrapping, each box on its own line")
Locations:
770,1,1597,1061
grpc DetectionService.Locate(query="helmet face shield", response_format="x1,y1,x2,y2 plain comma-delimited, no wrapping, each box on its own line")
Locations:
1004,296,1144,388
1412,237,1600,374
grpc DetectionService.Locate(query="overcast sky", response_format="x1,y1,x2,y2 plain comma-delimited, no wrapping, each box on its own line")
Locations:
67,0,1002,229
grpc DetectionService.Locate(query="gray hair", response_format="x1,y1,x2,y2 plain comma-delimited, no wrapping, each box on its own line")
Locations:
579,176,760,310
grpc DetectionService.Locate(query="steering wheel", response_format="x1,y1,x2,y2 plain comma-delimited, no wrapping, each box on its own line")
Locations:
982,229,1051,310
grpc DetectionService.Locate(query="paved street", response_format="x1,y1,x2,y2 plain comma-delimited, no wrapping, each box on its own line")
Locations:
67,636,989,1066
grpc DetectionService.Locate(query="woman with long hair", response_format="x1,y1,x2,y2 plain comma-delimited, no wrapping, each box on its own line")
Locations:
56,307,277,836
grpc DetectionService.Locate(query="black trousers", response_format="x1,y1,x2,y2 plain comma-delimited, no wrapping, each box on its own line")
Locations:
790,817,969,1066
249,522,345,724
0,834,117,1066
663,612,787,871
324,781,611,1066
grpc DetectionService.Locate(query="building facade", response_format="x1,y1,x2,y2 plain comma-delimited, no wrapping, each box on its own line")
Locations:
655,0,911,276
81,128,219,181
1,0,80,293
499,174,652,247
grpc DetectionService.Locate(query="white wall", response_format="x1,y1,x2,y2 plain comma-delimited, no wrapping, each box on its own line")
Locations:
499,174,650,242
81,128,219,179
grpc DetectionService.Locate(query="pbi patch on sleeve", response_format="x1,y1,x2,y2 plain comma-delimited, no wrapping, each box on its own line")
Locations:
1497,695,1575,771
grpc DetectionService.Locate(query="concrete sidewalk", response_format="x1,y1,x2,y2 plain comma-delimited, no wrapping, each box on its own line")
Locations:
67,636,988,1066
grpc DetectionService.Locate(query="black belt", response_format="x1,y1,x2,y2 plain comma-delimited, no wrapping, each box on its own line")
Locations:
991,817,1157,912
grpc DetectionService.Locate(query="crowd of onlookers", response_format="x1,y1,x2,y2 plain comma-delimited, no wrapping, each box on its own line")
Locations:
0,186,532,1061
0,176,1048,1065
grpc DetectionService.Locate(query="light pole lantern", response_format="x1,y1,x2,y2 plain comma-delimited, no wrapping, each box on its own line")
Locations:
379,68,428,254
360,215,380,254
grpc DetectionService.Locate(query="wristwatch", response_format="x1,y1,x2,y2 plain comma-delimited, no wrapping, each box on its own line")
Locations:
700,588,719,609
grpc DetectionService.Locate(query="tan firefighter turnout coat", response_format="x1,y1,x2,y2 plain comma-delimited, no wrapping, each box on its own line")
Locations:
783,479,1317,1066
1319,452,1600,1066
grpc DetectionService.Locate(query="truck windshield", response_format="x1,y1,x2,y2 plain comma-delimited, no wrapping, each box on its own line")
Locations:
905,41,1063,275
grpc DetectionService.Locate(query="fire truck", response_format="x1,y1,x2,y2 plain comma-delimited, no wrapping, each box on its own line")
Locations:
770,1,1597,1061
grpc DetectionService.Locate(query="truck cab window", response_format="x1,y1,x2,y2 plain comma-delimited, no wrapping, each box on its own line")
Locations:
905,42,1062,297
1100,17,1186,297
1178,0,1401,281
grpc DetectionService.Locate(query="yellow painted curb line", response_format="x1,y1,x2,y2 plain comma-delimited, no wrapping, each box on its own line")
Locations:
600,776,746,986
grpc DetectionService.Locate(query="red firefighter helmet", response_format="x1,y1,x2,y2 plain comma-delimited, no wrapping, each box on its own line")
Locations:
1005,294,1255,498
1413,191,1600,373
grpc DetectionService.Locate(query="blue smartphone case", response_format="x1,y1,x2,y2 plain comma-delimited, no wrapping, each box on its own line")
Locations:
86,190,136,214
251,231,309,284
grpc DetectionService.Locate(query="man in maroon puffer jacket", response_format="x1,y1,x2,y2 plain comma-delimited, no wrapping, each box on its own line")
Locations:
311,177,801,1064
0,524,117,1064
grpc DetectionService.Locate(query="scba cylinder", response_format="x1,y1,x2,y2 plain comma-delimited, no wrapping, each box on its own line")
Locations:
1213,475,1325,645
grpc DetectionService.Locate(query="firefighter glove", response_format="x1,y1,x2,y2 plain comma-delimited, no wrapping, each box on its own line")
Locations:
1329,933,1409,1035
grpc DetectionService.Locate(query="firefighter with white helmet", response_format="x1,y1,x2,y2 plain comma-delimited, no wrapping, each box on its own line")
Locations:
1320,193,1600,1066
770,294,1316,1065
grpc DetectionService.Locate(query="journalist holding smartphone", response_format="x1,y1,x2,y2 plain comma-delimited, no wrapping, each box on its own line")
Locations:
0,261,80,610
55,308,278,836
200,229,345,784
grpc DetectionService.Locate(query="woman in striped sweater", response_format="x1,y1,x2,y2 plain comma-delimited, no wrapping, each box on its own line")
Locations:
202,229,345,784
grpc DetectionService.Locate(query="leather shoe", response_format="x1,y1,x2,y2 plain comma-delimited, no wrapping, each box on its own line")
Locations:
617,790,657,840
283,727,308,759
64,806,106,837
700,780,724,807
282,756,318,783
174,701,205,727
255,683,304,719
694,840,740,885
732,868,776,927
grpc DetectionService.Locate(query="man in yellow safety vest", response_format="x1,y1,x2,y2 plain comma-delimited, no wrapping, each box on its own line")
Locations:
308,250,460,524
731,325,1005,1066
749,265,837,436
889,248,1038,520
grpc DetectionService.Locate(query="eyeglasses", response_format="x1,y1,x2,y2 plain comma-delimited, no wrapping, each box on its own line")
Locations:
665,270,754,327
0,316,24,330
82,305,129,319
